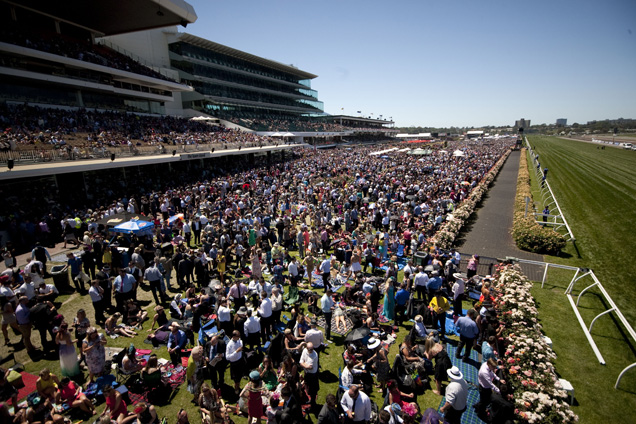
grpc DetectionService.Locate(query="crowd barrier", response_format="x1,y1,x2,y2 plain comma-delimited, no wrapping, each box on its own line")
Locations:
0,140,289,165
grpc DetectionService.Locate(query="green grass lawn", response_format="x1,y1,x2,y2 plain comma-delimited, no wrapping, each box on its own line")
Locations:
1,256,450,423
524,136,636,423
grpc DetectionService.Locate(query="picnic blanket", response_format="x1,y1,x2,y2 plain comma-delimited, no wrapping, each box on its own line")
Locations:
16,371,39,401
377,256,407,272
316,314,354,336
436,344,484,424
127,364,186,406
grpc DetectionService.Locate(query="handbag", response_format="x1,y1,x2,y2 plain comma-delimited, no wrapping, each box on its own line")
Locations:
398,372,413,388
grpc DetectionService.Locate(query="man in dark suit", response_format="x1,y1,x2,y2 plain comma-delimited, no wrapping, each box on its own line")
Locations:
95,265,112,311
204,334,227,387
177,254,193,288
318,394,340,424
194,252,207,287
193,217,202,245
277,385,300,424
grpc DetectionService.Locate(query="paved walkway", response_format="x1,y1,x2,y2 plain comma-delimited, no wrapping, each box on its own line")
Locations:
455,150,543,277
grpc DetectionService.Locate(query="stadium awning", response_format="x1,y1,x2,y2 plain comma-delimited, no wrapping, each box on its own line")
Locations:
14,0,197,36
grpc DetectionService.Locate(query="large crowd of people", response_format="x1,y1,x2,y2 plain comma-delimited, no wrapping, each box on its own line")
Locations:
0,26,177,83
0,104,278,152
0,139,518,424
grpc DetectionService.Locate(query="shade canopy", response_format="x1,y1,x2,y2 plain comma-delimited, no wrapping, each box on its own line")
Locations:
98,212,153,227
111,219,155,235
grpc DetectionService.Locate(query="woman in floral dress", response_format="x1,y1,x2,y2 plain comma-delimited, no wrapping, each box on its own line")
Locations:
83,327,107,382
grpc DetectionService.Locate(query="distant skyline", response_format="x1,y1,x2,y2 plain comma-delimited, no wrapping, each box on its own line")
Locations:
184,0,636,128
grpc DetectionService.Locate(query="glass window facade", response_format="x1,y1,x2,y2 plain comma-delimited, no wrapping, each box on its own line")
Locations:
170,40,323,119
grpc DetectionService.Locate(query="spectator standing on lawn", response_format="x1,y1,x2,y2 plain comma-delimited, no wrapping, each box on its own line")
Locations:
440,366,468,424
455,309,479,361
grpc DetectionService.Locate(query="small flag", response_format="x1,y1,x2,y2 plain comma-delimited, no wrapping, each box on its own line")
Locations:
357,111,361,113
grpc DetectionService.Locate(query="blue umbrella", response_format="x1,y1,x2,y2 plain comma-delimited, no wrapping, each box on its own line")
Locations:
112,219,155,234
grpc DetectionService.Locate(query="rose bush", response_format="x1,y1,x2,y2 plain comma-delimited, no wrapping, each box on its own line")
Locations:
493,264,578,424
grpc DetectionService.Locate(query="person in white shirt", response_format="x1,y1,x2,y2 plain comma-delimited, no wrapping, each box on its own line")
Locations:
257,291,273,344
413,267,429,300
24,259,44,285
0,276,16,304
402,260,414,277
262,279,273,297
271,287,283,326
319,255,332,290
452,274,466,319
15,281,36,302
341,360,365,388
37,282,59,302
88,279,105,324
216,298,232,336
440,366,469,423
247,278,262,304
299,343,319,406
340,385,371,423
288,259,299,284
383,403,403,424
225,330,244,393
304,320,324,350
243,309,261,350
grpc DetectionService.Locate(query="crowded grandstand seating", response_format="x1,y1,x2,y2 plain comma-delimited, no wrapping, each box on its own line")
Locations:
214,114,392,133
0,104,275,151
0,26,178,83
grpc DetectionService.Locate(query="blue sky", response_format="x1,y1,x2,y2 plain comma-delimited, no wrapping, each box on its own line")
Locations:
184,0,636,128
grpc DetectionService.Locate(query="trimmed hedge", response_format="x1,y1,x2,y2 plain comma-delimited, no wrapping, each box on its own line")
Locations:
511,149,566,254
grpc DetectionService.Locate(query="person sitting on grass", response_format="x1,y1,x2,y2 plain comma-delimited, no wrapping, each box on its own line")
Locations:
122,344,144,373
105,312,138,338
57,377,96,416
124,300,148,328
36,368,60,403
198,382,224,424
149,305,170,331
133,402,158,424
0,368,18,409
100,385,135,424
141,354,166,388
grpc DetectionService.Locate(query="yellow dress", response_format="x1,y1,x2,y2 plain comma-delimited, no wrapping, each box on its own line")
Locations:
217,255,226,274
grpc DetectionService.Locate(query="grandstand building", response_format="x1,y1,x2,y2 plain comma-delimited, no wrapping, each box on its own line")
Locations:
0,0,394,160
0,0,197,114
102,28,396,141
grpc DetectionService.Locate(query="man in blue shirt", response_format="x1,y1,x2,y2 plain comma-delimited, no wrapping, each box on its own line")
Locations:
320,289,334,340
62,252,84,293
455,309,480,361
113,269,136,312
167,322,187,365
394,283,410,326
426,271,443,303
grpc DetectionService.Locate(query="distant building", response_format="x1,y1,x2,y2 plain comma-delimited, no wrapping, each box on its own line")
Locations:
556,118,567,126
466,130,484,139
515,119,531,129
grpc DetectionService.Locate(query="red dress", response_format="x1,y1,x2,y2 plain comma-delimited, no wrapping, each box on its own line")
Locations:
390,389,405,408
247,385,264,417
106,394,128,418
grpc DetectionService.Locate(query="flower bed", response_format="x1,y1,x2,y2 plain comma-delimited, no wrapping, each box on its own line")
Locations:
494,264,578,423
511,148,566,254
428,149,511,249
